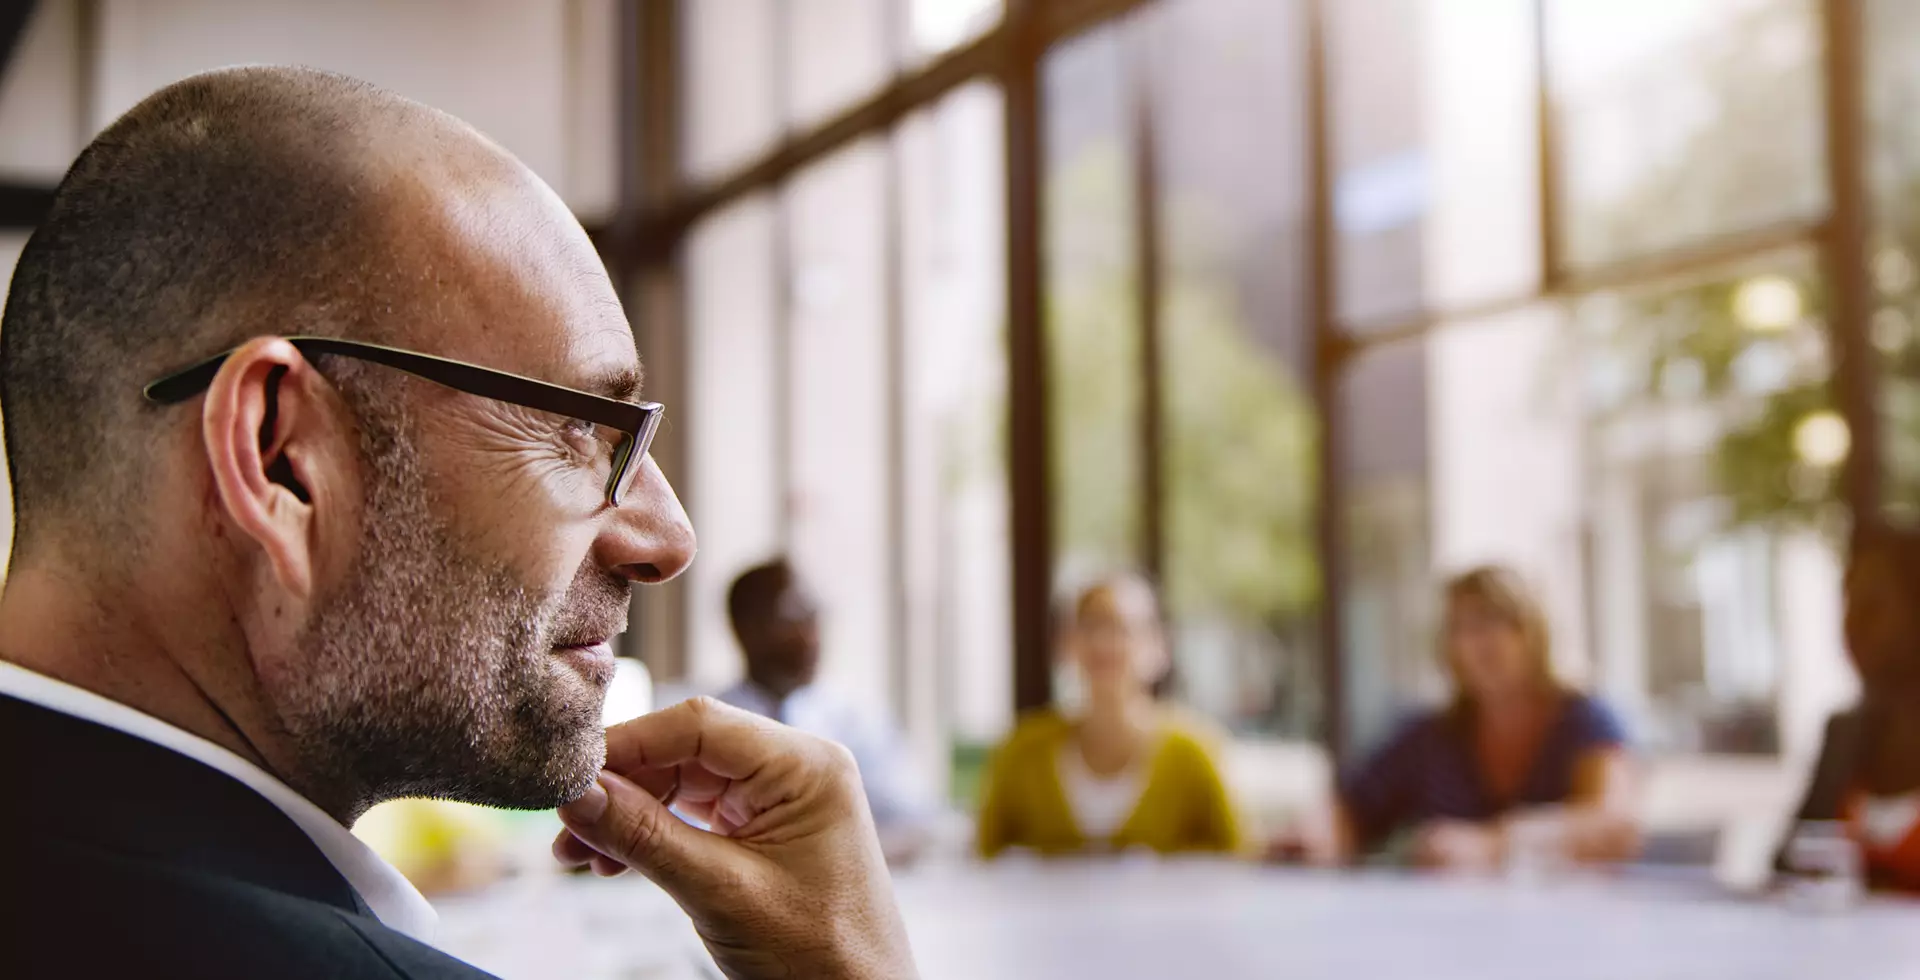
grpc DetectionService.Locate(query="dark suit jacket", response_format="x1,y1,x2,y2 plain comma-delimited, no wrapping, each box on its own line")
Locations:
0,692,497,978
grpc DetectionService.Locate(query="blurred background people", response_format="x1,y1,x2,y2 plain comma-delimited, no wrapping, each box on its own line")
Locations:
717,558,941,864
1778,527,1920,892
975,574,1241,858
1285,566,1638,870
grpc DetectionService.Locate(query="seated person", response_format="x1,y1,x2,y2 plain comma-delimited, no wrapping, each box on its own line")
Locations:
1778,527,1920,892
1288,565,1638,870
717,559,942,863
976,574,1242,858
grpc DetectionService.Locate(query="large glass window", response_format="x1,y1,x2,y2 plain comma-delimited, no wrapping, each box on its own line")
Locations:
788,0,892,130
1564,251,1846,757
1339,340,1434,754
1147,0,1320,735
1328,0,1540,327
898,83,1012,783
786,142,893,709
682,0,781,179
684,196,783,690
1044,24,1145,584
905,0,1001,64
1547,0,1826,270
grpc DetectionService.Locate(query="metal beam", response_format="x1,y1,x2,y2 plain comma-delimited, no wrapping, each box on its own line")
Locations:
1128,16,1166,586
1819,0,1883,525
1005,0,1054,713
1332,216,1828,360
1304,0,1350,762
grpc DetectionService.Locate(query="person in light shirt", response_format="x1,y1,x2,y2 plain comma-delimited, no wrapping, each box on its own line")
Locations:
974,574,1243,858
716,558,943,864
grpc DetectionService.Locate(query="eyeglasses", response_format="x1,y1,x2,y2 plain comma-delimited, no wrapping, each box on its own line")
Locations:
143,336,664,508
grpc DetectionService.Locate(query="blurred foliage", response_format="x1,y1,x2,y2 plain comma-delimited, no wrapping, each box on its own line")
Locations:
1161,270,1319,622
1045,145,1319,625
1576,0,1920,536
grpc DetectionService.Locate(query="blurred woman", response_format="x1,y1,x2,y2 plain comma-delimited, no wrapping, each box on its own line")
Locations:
975,574,1242,858
1778,527,1920,892
1286,566,1638,870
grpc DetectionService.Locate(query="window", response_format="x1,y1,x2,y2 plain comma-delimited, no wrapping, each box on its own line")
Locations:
1547,0,1826,269
1562,251,1846,756
786,143,893,709
1329,0,1540,327
1148,0,1320,735
626,0,1905,774
905,0,1001,64
788,0,892,130
682,0,781,179
684,196,782,690
898,83,1013,773
1044,24,1145,583
1339,340,1433,753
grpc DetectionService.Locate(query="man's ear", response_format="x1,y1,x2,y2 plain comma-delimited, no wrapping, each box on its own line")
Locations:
200,337,352,600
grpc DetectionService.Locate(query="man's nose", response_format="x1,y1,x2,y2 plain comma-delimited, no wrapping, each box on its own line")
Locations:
594,455,696,584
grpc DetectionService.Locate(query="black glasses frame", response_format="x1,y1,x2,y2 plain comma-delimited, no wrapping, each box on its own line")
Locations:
143,336,664,508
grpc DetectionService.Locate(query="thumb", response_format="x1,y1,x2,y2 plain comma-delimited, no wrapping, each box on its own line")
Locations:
558,770,722,895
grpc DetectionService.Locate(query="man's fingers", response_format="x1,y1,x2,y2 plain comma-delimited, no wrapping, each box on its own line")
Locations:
552,828,599,868
558,769,723,893
604,697,790,782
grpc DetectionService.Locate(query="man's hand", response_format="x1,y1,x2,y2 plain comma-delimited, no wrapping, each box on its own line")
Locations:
553,697,918,980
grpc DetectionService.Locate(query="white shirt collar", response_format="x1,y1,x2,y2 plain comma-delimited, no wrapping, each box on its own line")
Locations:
0,660,437,942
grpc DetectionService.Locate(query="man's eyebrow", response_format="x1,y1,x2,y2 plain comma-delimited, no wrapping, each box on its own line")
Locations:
586,365,644,402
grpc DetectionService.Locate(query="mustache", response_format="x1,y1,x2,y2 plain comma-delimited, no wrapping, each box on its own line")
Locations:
546,569,633,647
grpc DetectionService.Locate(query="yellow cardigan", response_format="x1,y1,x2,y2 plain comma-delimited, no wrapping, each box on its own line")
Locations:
975,708,1243,858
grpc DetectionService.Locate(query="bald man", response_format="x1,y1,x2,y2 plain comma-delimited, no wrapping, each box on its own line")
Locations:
0,68,914,979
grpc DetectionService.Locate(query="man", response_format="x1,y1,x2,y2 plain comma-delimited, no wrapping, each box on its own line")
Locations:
720,559,941,863
0,68,915,980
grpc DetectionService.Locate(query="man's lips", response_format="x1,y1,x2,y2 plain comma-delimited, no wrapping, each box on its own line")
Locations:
553,640,617,684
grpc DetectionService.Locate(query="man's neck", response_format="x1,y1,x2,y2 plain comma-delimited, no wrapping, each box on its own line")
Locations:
0,560,282,784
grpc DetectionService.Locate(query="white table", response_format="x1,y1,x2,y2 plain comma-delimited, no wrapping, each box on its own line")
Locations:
434,861,1920,980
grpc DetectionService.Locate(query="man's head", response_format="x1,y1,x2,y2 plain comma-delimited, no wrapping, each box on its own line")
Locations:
0,67,695,818
726,559,822,699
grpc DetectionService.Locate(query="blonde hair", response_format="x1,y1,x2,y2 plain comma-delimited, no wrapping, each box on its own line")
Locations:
1441,565,1562,706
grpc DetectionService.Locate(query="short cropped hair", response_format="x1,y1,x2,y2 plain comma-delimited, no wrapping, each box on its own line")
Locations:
0,66,424,553
727,559,797,639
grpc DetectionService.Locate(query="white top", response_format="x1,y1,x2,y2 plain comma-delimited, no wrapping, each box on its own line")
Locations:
1858,791,1920,849
1056,742,1149,841
714,681,937,831
0,660,437,942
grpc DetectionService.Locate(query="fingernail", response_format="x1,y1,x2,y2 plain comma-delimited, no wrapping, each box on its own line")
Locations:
561,774,610,824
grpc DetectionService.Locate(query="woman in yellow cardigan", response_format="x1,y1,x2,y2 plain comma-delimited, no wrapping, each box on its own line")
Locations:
976,574,1242,857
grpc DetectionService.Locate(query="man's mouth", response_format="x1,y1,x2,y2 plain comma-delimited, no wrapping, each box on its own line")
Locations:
552,638,617,684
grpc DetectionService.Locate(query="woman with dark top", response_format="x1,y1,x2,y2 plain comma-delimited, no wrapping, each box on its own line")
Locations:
1778,527,1920,891
1282,566,1639,869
